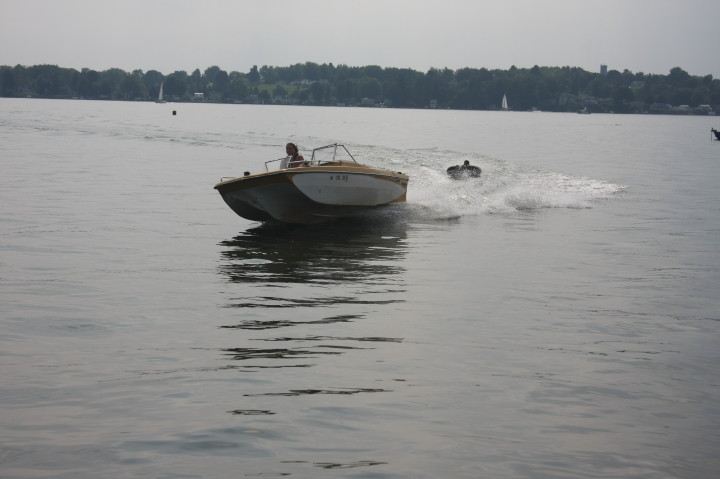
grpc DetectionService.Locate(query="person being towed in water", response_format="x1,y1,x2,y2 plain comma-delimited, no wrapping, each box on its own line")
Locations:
447,159,481,179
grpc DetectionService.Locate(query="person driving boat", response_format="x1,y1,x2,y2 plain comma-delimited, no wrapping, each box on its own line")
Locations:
281,142,306,168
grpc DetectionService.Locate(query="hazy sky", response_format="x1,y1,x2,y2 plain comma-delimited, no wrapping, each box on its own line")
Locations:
2,0,718,78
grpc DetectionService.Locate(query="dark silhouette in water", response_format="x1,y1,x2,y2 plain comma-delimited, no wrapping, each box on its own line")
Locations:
447,160,481,179
712,128,720,141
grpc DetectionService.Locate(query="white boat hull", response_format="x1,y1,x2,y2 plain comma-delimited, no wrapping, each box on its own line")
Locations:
292,171,406,205
215,164,408,224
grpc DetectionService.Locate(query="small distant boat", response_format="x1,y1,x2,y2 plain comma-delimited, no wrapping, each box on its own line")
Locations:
501,94,509,111
578,106,591,114
155,82,166,104
214,144,409,224
447,161,481,180
712,128,720,141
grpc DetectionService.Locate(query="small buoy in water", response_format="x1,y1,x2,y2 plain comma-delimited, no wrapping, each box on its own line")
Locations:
172,110,177,116
244,171,251,176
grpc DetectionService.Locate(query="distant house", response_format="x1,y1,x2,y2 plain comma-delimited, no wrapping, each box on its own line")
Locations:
579,96,598,106
671,104,691,114
244,94,260,104
696,104,714,114
650,103,672,112
193,92,204,101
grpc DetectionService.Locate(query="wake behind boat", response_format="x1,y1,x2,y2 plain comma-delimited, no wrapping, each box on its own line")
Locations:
214,144,409,224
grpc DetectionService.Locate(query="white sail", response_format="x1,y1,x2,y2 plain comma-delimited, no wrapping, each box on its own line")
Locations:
501,94,508,110
156,82,166,103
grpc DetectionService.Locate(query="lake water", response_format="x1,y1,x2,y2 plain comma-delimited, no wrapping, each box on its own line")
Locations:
1,98,719,478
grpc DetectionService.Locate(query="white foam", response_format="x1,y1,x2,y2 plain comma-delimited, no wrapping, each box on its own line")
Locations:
396,150,626,219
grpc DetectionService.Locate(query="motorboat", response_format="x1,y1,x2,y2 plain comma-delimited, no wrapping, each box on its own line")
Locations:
712,128,720,141
447,161,481,180
214,144,409,224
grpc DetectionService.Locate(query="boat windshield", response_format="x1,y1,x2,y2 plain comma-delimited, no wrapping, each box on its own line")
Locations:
265,143,357,171
309,144,357,165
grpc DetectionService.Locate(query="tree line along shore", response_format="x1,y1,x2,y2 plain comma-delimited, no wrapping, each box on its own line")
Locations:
2,62,718,114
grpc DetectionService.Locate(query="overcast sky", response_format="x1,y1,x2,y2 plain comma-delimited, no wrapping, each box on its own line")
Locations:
2,0,718,78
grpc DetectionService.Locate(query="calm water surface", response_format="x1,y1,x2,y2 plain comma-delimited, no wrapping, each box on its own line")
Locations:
1,99,719,478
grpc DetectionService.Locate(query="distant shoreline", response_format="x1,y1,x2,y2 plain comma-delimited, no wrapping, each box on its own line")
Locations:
2,62,718,115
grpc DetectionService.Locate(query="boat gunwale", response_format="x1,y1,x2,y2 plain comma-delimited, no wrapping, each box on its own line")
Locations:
214,164,408,189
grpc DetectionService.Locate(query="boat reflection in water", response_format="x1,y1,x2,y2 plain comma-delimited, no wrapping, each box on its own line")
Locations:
220,214,407,277
215,217,410,411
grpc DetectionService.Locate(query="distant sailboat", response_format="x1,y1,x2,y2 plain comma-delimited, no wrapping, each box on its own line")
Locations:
501,94,509,111
156,82,166,103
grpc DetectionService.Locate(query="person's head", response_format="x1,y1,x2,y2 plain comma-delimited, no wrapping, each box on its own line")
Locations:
286,143,299,155
463,160,470,166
